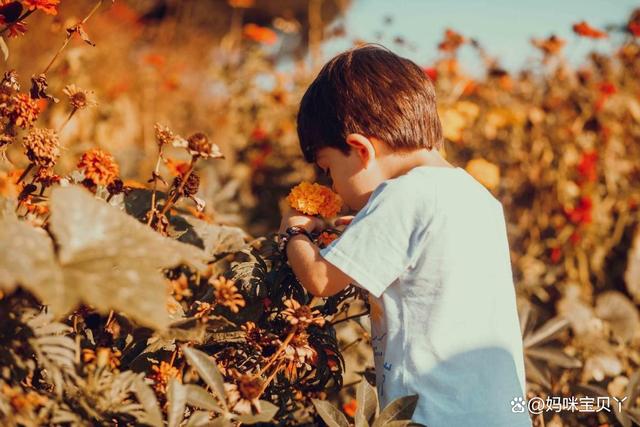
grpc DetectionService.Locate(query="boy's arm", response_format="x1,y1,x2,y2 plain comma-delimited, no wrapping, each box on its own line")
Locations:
285,234,354,297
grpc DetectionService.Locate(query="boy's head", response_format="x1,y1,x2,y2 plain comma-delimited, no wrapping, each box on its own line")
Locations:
296,44,444,211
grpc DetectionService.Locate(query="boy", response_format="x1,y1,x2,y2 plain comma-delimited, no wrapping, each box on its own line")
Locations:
278,44,531,426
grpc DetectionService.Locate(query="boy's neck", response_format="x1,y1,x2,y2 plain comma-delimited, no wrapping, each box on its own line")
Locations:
382,148,454,180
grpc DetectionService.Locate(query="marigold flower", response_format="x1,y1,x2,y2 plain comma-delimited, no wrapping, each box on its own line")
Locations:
149,361,180,394
317,231,338,248
77,148,120,186
286,181,343,218
572,21,607,39
62,84,96,110
23,128,59,168
211,276,245,313
23,0,60,15
282,298,325,328
465,158,500,191
1,384,48,413
224,376,263,415
193,301,213,318
243,23,278,45
1,93,40,129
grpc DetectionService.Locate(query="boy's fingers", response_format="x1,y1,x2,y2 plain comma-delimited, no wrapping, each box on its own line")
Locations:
334,216,355,226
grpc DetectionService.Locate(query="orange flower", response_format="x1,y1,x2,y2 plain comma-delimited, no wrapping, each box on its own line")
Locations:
531,35,566,56
572,21,607,39
317,231,338,248
0,16,27,37
286,181,342,218
465,158,500,191
22,0,59,15
149,361,180,394
342,399,357,418
243,23,277,45
77,148,120,186
210,276,245,313
438,28,465,53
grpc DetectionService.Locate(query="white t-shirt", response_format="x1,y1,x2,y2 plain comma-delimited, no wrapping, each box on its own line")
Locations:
319,166,531,427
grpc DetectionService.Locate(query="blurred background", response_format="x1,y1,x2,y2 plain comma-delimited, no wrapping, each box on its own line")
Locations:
3,1,640,425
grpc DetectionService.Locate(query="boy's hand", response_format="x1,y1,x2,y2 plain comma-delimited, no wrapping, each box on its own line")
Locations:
279,206,325,234
334,216,355,227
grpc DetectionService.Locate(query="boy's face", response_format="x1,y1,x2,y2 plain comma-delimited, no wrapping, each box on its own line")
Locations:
315,141,382,212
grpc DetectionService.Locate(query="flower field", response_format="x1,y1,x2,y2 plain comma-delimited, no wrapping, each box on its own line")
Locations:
0,1,640,426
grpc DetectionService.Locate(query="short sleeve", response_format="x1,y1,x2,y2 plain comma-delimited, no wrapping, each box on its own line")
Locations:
319,178,435,297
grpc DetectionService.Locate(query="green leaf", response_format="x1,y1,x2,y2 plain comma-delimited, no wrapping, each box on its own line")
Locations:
234,400,278,424
168,379,187,427
355,379,378,427
133,375,163,427
372,395,419,427
184,384,223,412
46,185,209,330
182,346,227,410
311,399,350,427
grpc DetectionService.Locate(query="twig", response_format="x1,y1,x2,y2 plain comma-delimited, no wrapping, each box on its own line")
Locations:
331,311,368,326
42,0,103,74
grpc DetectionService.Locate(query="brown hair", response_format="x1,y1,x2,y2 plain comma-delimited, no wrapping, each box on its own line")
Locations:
296,44,443,163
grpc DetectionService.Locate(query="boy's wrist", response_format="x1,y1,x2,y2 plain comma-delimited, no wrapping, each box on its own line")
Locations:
278,226,313,253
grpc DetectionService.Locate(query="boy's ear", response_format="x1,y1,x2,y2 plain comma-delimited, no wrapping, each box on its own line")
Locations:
345,133,376,168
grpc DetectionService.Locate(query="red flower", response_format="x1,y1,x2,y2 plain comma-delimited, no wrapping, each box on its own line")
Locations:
564,196,593,225
577,151,598,183
572,21,607,39
423,67,438,82
598,82,616,96
550,247,562,264
342,399,357,418
629,22,640,37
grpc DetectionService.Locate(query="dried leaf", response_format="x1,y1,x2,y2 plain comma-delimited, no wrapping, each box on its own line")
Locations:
355,379,378,427
47,185,208,329
311,399,350,427
234,400,278,423
371,395,418,427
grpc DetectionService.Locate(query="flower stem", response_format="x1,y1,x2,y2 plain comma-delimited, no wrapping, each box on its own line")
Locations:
58,108,77,133
16,163,34,184
330,311,369,326
255,328,296,378
157,156,196,218
146,149,164,226
42,0,103,74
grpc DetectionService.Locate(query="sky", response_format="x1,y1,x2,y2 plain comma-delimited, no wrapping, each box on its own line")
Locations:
321,0,639,76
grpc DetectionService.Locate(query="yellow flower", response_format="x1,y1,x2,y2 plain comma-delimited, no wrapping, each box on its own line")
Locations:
465,158,500,191
286,181,342,218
